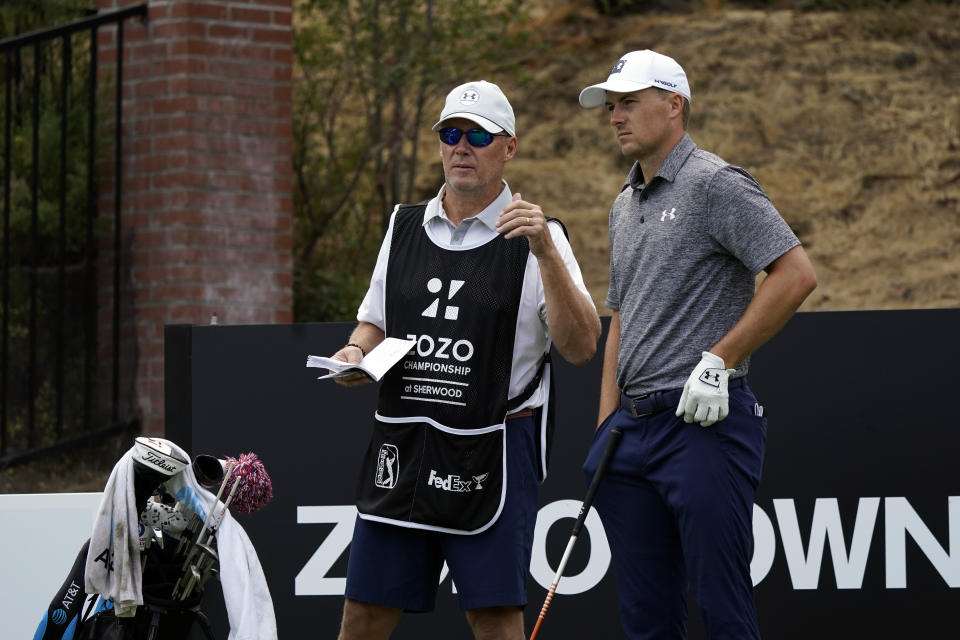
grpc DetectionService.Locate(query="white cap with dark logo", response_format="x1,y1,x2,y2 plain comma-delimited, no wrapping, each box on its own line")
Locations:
432,80,516,137
579,49,691,108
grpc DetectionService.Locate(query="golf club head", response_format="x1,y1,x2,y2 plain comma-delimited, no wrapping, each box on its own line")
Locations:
196,542,218,562
153,527,164,550
181,566,202,600
200,567,219,587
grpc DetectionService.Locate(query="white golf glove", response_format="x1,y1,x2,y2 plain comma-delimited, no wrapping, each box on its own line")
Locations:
676,351,736,427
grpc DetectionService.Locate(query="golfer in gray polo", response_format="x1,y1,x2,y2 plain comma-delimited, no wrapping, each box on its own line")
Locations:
579,49,817,639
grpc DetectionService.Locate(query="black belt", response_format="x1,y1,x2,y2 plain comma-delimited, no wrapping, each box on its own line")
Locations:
620,377,745,419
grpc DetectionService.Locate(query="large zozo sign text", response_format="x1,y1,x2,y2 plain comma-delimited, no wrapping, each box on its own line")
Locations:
294,496,960,597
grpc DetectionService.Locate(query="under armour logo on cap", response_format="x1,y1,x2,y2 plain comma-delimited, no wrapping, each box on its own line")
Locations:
432,80,516,137
611,59,626,74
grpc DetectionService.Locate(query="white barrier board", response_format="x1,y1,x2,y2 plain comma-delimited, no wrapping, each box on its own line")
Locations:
0,493,103,639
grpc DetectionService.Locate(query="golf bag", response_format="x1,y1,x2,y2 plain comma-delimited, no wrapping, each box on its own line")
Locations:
75,543,216,640
30,437,271,640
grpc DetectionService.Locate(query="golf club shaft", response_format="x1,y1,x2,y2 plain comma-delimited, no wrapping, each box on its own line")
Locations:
529,427,622,640
529,534,576,639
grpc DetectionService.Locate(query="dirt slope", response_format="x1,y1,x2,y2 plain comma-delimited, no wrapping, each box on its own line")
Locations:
490,2,960,312
5,2,958,494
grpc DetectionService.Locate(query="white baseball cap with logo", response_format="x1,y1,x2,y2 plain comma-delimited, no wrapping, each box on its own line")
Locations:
432,80,516,137
579,49,691,108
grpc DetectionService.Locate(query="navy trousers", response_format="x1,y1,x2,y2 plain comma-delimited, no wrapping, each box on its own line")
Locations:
582,382,767,640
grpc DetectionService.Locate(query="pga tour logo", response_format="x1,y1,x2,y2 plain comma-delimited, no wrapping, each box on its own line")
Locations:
426,469,488,493
375,444,399,489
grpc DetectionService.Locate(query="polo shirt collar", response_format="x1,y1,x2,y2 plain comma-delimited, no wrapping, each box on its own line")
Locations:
423,181,512,232
627,133,697,190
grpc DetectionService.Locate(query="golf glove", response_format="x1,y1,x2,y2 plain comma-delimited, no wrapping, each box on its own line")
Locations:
676,351,736,427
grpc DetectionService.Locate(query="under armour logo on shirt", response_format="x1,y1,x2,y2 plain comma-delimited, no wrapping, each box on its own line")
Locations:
661,208,676,221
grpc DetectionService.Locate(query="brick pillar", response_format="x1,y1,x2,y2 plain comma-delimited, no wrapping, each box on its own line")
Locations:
96,0,294,435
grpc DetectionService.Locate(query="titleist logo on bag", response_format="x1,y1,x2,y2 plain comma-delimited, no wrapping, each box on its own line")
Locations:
133,437,188,476
141,450,179,473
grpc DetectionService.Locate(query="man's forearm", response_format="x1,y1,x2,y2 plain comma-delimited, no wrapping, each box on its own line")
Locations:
347,322,386,356
540,251,601,365
328,322,387,388
597,311,621,427
711,246,817,367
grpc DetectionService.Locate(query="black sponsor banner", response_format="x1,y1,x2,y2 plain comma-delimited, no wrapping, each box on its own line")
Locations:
165,309,959,639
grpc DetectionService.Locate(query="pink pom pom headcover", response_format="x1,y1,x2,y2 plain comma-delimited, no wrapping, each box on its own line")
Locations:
222,452,274,514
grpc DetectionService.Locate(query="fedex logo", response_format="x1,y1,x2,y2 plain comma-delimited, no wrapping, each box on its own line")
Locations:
426,469,474,493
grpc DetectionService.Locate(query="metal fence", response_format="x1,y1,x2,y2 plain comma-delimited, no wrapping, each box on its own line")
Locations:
0,5,147,468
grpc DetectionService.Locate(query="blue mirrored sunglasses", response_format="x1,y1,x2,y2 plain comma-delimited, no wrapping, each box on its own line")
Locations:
437,127,509,147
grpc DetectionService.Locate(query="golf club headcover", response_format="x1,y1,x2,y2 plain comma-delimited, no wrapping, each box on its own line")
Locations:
131,437,189,515
192,454,225,489
221,453,274,514
140,497,192,537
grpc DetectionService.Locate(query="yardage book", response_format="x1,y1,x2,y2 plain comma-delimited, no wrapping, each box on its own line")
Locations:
306,337,416,382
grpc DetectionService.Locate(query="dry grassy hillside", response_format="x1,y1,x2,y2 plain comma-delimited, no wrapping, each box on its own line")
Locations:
431,1,960,312
4,1,957,494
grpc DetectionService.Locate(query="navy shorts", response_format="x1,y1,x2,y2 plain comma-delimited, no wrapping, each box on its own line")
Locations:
345,415,539,612
583,382,767,640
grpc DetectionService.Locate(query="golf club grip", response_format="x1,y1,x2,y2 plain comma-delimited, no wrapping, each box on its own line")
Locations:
570,427,622,538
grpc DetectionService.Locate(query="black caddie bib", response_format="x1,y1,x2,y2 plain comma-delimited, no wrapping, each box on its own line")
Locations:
355,203,530,534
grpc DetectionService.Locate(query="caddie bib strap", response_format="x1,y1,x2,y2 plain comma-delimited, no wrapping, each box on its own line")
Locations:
506,352,547,413
355,203,530,534
532,355,555,483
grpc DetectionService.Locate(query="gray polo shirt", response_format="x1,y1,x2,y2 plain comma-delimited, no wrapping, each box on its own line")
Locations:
607,134,799,397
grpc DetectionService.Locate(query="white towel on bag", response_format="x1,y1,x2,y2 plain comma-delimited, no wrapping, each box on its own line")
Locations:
84,448,142,617
217,513,278,640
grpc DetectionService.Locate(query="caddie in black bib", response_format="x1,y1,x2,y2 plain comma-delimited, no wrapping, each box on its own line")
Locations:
355,203,536,534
